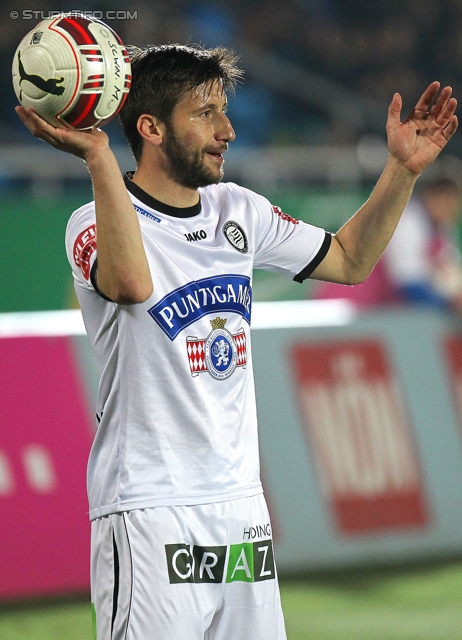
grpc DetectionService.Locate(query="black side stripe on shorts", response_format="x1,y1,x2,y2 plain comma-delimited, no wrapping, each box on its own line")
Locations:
122,513,134,639
293,231,332,283
111,531,120,636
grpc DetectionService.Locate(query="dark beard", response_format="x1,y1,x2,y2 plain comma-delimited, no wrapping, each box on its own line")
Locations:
163,125,224,189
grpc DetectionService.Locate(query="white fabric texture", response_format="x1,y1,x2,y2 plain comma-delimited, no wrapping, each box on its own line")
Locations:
66,181,326,519
91,495,287,640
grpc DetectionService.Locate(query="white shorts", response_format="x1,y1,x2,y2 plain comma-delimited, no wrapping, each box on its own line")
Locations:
90,494,287,640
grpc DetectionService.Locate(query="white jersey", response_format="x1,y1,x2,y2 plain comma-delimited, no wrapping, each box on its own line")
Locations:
66,176,330,520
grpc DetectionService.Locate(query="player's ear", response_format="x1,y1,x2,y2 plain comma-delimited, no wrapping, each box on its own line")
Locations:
137,114,165,146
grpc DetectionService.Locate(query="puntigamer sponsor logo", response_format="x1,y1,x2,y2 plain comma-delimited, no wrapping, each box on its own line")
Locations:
165,539,275,584
148,274,252,340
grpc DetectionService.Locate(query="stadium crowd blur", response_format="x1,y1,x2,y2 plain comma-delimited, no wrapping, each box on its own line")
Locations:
3,0,462,155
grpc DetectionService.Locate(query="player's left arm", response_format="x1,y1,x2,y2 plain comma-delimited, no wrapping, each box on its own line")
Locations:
311,82,458,285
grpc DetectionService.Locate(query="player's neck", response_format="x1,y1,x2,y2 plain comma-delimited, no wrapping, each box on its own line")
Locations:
131,163,200,209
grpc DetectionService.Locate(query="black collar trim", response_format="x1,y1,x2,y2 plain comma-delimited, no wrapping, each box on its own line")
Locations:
124,172,202,218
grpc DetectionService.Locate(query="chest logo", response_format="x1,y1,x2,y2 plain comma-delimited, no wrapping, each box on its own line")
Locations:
187,317,247,381
148,274,251,341
223,221,248,253
185,229,207,242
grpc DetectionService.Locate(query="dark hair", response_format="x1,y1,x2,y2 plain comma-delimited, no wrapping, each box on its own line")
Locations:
119,44,243,161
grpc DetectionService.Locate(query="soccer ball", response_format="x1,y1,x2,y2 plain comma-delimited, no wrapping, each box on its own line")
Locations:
12,14,131,130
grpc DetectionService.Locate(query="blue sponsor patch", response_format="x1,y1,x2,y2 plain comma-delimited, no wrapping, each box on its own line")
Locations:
134,204,161,223
148,274,252,340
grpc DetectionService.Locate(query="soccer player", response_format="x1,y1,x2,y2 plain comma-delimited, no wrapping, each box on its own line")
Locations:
16,45,457,640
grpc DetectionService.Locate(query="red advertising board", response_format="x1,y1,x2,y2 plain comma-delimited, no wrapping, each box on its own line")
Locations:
444,334,462,432
0,336,93,599
291,339,429,535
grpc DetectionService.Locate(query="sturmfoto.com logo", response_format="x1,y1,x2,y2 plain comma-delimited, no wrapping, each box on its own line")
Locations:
165,540,275,584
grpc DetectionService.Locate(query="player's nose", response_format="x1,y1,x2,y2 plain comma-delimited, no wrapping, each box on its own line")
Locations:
216,112,236,143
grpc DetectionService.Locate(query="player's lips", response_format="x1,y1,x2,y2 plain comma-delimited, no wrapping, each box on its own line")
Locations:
207,152,224,163
205,145,228,162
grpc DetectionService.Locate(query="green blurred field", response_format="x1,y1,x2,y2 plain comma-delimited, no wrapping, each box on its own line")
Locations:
282,560,462,640
1,560,462,640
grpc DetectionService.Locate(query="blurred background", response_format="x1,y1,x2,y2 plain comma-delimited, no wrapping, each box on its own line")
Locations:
3,1,462,639
4,0,462,309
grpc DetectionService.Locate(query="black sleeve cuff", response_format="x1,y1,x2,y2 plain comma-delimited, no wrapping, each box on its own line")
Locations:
293,231,332,283
90,258,114,302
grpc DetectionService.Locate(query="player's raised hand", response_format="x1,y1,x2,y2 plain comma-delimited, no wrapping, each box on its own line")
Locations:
15,105,109,161
386,82,458,176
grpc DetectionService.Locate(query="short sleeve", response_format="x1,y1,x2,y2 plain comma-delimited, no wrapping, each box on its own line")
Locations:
65,202,98,291
251,192,330,282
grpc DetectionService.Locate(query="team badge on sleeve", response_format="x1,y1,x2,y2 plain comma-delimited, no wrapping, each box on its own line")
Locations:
73,224,97,280
187,317,247,380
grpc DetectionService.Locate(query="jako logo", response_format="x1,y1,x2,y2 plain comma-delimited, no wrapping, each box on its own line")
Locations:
185,230,207,242
165,540,275,584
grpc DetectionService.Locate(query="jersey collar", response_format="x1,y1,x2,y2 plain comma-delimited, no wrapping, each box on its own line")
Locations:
124,172,202,218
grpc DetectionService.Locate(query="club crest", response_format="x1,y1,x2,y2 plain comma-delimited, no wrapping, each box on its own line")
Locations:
223,221,248,253
186,317,247,380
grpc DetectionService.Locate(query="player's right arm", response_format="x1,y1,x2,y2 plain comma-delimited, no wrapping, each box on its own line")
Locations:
15,106,153,304
309,83,457,286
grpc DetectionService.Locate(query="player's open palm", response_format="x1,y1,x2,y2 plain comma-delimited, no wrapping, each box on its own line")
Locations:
15,105,109,161
386,82,458,176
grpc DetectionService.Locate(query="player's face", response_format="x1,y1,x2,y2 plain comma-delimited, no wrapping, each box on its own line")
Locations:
163,80,236,189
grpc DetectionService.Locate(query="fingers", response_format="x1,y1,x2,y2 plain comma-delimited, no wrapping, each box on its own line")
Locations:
15,106,60,145
414,81,441,113
15,105,38,133
426,85,458,138
430,85,456,118
15,105,47,129
444,114,458,140
434,95,458,128
407,83,457,139
386,92,402,130
15,105,108,161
